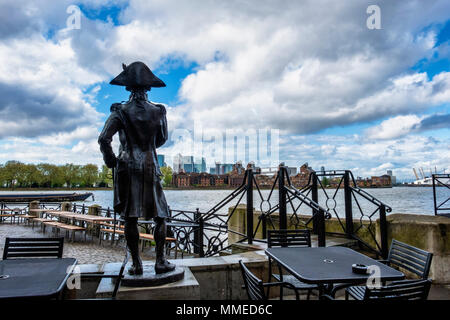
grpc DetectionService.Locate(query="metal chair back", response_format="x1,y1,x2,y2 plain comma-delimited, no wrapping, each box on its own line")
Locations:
267,229,311,248
239,260,267,300
388,239,433,279
3,237,64,259
364,279,432,300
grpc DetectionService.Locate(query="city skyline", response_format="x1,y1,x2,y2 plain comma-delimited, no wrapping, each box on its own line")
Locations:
160,152,406,183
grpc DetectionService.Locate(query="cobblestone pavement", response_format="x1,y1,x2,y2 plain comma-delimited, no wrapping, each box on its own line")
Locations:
0,222,172,265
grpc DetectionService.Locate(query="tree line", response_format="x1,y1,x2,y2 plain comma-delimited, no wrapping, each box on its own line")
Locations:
0,161,174,189
0,161,112,188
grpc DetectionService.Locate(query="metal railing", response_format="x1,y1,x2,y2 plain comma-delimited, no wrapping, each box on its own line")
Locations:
432,174,450,217
0,166,392,259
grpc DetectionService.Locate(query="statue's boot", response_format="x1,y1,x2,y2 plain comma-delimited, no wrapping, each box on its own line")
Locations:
125,217,143,275
155,258,175,274
128,255,143,275
154,217,175,274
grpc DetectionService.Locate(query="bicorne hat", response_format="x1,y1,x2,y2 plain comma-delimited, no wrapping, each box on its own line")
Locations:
110,61,166,88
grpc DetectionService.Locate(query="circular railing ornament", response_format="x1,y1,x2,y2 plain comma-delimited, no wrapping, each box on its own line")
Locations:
259,200,272,214
326,198,337,211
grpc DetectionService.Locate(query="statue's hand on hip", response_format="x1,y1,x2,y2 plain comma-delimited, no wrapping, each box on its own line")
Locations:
105,156,117,169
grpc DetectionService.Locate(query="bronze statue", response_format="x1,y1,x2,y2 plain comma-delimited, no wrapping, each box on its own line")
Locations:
99,61,175,275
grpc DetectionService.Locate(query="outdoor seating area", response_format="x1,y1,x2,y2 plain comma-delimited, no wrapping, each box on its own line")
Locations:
0,199,444,301
0,228,440,301
0,203,185,259
27,209,112,243
240,233,435,301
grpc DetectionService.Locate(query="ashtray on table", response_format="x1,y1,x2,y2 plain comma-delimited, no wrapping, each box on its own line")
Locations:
352,264,369,274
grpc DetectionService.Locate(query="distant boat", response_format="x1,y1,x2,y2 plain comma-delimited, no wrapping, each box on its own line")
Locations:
0,192,94,203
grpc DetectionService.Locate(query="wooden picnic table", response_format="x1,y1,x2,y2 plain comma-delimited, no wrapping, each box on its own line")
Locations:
44,211,114,241
0,208,24,212
28,208,55,212
28,208,58,218
0,208,25,224
46,211,114,222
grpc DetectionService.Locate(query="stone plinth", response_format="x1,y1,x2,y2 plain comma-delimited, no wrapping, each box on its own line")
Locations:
122,264,185,287
96,261,199,300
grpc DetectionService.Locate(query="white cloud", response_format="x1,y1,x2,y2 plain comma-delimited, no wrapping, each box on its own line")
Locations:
90,0,450,136
281,134,450,180
0,33,104,138
365,115,423,140
0,0,449,178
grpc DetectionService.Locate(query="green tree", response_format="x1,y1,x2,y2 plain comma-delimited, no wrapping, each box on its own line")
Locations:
3,161,23,188
13,162,28,187
36,163,64,188
160,166,173,187
98,165,113,187
62,163,83,188
16,163,40,187
80,164,99,187
0,164,7,187
321,176,330,187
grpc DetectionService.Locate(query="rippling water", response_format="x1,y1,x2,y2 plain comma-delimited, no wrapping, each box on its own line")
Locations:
1,186,446,218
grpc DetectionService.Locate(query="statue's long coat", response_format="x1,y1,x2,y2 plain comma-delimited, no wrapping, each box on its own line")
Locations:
98,97,169,219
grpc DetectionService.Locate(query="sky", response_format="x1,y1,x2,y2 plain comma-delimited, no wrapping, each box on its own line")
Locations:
0,0,449,182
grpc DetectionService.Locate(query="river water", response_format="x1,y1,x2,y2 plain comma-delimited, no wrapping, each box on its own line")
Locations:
2,186,446,219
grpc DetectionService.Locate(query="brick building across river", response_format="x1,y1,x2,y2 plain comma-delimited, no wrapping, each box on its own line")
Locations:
172,162,315,189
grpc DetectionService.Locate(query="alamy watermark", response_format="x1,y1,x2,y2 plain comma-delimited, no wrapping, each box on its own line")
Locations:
367,5,381,30
66,265,81,290
65,5,81,30
366,265,382,289
169,121,280,168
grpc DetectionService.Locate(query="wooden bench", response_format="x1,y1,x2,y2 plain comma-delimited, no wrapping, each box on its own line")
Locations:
57,224,87,242
99,228,179,258
0,213,15,224
100,228,125,235
99,228,125,245
139,233,178,258
95,221,124,229
15,214,36,224
40,221,86,242
42,221,63,235
31,218,53,230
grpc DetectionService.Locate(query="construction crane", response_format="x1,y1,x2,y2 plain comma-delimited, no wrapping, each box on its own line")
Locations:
420,167,426,179
413,168,419,180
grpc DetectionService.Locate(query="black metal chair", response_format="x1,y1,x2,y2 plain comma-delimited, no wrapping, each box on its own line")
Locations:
267,229,318,300
2,237,64,259
239,260,299,300
339,279,432,301
80,253,129,300
346,239,433,300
